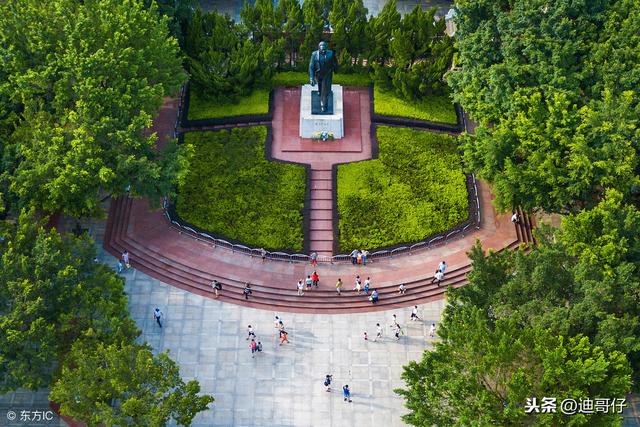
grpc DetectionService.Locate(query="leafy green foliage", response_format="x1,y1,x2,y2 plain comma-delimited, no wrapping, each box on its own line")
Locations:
187,88,270,120
330,0,369,69
0,0,185,218
272,71,371,87
337,127,467,251
450,0,640,213
0,210,136,392
366,0,401,67
397,305,632,426
51,338,213,427
177,127,306,251
184,9,277,102
372,5,454,99
374,87,458,124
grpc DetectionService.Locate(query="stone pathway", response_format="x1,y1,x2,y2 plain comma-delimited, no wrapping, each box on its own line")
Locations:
114,258,444,427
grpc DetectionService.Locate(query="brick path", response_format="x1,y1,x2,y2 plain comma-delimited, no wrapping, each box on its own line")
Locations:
271,87,373,256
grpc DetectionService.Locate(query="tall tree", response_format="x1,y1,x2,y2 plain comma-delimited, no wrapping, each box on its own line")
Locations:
0,0,185,218
277,0,305,68
300,0,333,69
51,338,213,427
449,0,640,213
0,210,136,392
373,5,454,98
367,0,401,66
329,0,369,69
397,305,632,426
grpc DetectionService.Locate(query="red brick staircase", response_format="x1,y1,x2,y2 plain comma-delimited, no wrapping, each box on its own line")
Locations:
104,197,535,313
308,167,334,256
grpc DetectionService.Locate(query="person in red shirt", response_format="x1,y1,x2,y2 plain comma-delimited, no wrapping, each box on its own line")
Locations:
311,271,319,288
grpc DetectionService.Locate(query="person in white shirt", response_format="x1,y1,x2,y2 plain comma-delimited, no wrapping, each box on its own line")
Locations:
429,323,437,337
374,323,383,342
297,280,305,296
410,305,420,321
438,261,447,274
432,270,444,286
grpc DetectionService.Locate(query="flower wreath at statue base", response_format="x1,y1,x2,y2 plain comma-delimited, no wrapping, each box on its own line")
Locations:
310,131,335,141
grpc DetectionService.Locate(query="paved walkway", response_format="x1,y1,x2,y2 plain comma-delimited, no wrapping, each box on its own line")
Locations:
112,254,445,426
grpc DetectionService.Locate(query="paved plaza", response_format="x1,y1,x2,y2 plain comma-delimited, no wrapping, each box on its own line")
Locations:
117,260,444,427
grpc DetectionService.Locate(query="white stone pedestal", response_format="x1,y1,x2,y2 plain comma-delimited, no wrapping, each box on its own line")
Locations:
299,84,344,139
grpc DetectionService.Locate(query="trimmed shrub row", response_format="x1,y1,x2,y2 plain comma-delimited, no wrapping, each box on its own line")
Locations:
175,126,306,251
336,126,469,251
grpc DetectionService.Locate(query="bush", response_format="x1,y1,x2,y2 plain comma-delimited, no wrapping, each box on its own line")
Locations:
272,71,371,87
187,88,270,120
374,87,458,124
337,126,468,251
176,127,306,251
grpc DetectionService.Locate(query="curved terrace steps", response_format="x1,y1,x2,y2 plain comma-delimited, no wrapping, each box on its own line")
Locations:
104,196,536,313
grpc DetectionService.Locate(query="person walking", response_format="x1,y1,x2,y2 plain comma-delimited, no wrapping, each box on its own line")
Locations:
398,283,407,294
429,323,437,337
153,307,163,328
243,283,253,299
410,305,421,321
116,260,124,274
305,275,313,290
350,249,359,265
336,278,343,295
394,323,403,340
363,277,371,295
438,261,447,274
122,250,130,269
279,329,290,345
297,280,305,296
250,338,258,358
370,289,379,304
431,270,444,286
343,385,352,402
354,279,362,294
212,280,222,298
275,316,284,332
361,250,369,265
311,271,319,288
310,252,318,267
246,325,256,340
324,374,332,392
374,323,383,342
260,248,267,262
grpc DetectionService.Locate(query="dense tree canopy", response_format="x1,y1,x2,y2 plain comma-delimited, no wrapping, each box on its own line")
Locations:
450,0,640,213
0,211,136,392
0,0,185,218
51,338,213,427
397,191,640,425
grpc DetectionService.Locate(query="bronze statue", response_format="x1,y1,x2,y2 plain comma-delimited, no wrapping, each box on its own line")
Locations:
309,41,338,113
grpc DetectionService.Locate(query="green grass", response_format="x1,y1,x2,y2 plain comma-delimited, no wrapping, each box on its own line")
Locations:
176,127,306,251
187,88,270,120
337,126,468,251
272,71,371,87
374,87,458,124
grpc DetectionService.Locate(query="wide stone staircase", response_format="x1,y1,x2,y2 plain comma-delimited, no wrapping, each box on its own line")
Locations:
104,197,535,313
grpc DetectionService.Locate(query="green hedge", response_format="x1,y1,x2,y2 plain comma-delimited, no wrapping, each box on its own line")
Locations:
272,71,371,87
337,126,468,251
187,88,270,120
176,127,306,251
374,88,458,124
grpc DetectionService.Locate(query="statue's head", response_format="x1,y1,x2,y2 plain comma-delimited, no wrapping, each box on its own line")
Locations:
318,41,327,53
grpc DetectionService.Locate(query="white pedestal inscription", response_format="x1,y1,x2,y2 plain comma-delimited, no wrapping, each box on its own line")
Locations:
299,84,344,139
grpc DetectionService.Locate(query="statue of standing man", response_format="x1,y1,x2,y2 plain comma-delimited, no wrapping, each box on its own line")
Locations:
309,41,338,113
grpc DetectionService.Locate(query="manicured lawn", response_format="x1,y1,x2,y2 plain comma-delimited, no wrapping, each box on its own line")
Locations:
374,88,458,124
272,71,371,87
337,126,468,251
187,88,270,120
176,127,306,251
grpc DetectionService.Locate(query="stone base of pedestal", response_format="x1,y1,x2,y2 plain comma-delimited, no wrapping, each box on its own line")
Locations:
299,84,344,139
